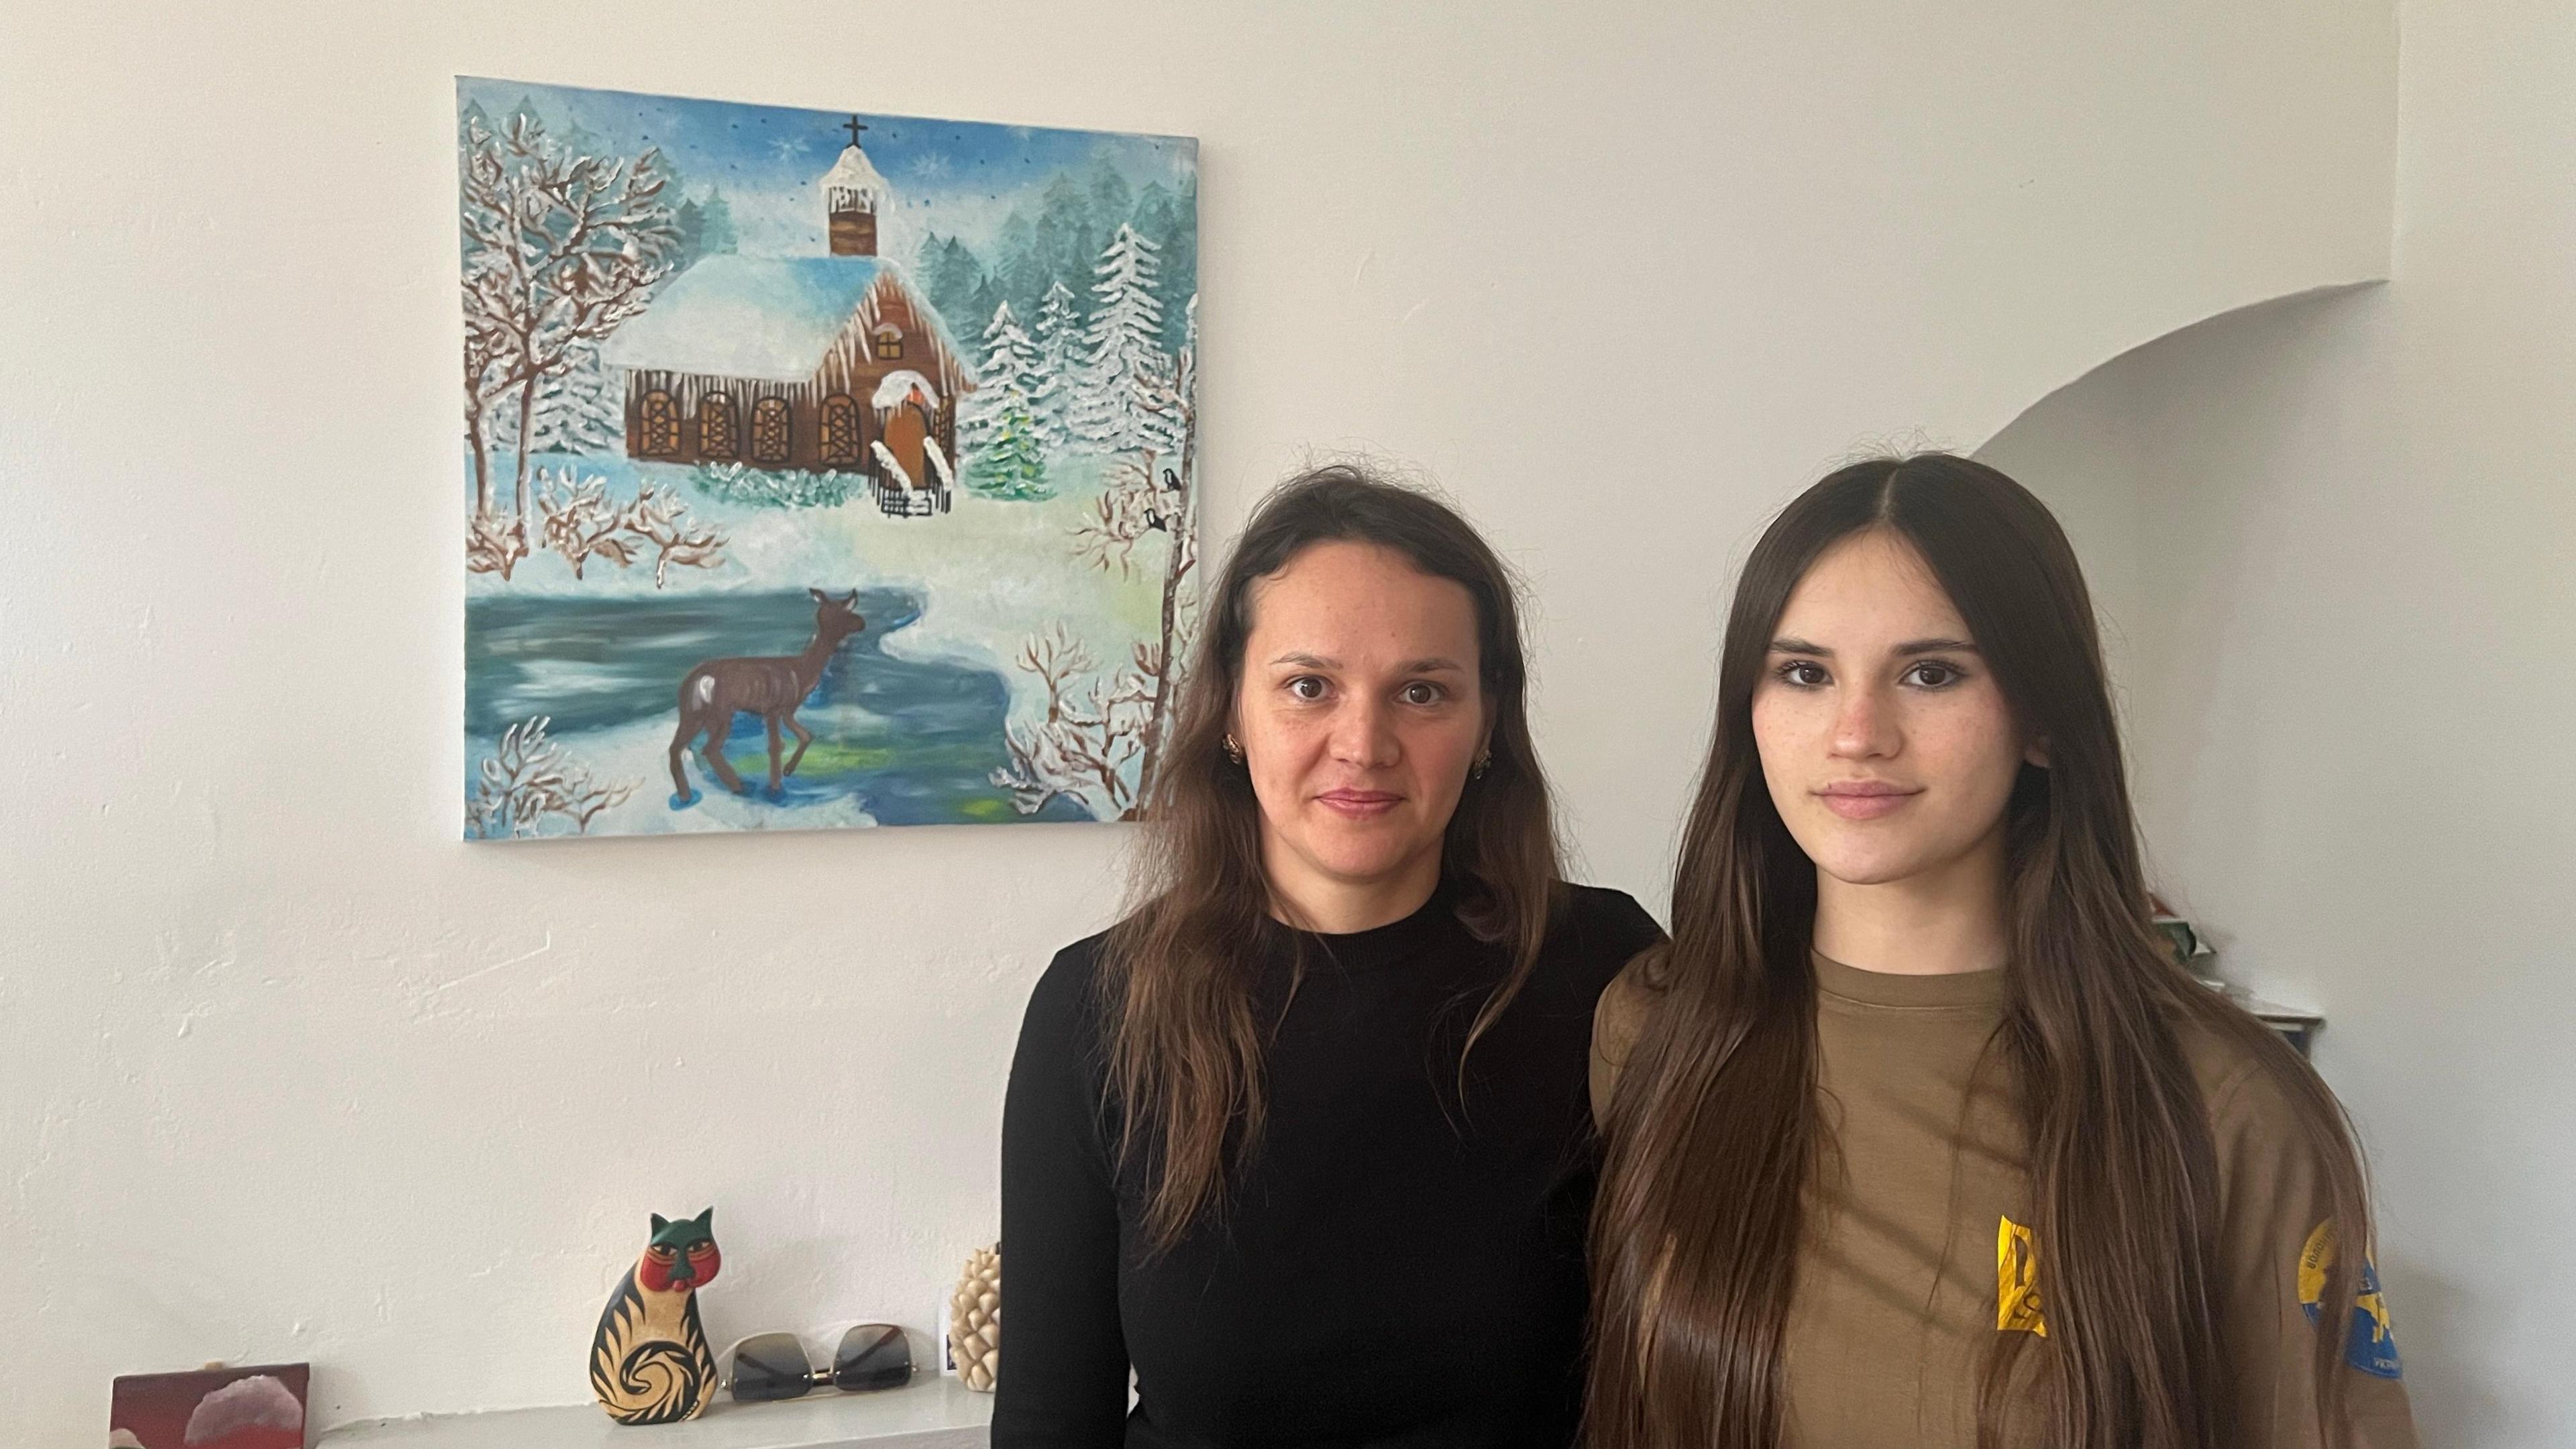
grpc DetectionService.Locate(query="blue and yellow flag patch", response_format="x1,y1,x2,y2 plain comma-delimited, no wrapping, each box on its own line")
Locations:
2298,1220,2402,1379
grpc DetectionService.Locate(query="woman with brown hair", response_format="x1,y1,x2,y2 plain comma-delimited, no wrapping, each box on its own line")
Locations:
1587,454,2417,1449
996,466,1663,1448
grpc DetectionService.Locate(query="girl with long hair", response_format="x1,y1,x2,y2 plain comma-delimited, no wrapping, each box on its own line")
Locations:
1587,455,2416,1449
997,466,1663,1448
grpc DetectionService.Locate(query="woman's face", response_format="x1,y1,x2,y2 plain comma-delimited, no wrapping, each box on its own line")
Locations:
1233,541,1490,914
1751,529,2040,890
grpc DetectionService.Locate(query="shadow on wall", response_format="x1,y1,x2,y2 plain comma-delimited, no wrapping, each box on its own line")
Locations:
1974,281,2383,716
1970,280,2388,894
1967,280,2551,1446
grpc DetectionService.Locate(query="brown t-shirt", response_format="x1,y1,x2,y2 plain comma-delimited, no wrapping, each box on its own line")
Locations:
1591,953,2418,1449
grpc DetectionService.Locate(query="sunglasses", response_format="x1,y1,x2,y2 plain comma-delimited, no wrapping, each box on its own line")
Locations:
724,1324,914,1403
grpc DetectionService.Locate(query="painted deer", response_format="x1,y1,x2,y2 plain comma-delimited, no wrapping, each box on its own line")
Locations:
667,589,866,806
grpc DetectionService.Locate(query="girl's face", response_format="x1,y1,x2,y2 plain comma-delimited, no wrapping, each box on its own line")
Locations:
1751,529,2041,890
1233,541,1491,914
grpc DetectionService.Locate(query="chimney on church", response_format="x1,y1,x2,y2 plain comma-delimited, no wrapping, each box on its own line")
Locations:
820,115,888,258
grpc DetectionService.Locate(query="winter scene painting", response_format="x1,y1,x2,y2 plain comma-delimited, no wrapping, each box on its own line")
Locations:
458,79,1199,839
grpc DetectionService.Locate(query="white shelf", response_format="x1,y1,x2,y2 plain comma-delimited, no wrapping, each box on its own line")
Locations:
318,1378,992,1449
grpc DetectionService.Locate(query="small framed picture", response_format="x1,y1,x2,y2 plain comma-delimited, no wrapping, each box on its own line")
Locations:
109,1363,309,1449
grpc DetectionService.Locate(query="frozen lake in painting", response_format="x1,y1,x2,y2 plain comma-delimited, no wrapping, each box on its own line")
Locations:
466,589,1092,829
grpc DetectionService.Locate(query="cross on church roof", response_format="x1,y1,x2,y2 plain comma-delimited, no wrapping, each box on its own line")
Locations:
843,115,868,148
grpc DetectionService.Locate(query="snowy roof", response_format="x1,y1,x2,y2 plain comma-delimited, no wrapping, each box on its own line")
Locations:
818,144,889,211
604,256,969,387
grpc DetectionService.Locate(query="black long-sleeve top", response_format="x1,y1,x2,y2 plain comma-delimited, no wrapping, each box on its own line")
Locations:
994,881,1664,1449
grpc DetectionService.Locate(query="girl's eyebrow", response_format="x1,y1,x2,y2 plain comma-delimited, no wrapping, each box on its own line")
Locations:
1269,653,1467,673
1896,637,1980,656
1768,637,1981,656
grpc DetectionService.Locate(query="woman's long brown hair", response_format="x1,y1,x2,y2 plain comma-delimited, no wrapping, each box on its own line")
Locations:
1102,463,1564,1252
1587,454,2375,1449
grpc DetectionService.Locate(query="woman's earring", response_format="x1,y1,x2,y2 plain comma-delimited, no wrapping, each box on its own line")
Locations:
1223,734,1245,765
1470,751,1491,780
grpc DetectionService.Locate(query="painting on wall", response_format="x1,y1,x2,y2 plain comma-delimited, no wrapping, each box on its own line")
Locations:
109,1362,309,1449
457,79,1200,838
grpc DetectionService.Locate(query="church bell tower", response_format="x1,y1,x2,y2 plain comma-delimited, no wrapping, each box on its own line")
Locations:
820,115,888,258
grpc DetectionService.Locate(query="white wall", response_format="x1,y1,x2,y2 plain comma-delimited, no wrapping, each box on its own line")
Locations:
0,1,2397,1442
1978,1,2576,1439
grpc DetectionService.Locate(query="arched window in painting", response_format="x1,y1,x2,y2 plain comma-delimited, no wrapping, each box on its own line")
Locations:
639,390,682,457
873,325,904,361
751,396,793,465
820,395,863,466
698,393,738,459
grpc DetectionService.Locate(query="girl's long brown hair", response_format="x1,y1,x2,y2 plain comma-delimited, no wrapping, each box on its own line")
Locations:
1102,463,1564,1252
1588,454,2374,1449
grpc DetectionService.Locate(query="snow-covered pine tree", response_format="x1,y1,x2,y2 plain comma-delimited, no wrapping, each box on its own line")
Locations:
922,235,988,337
1072,225,1179,460
525,339,624,457
963,302,1033,447
996,211,1047,321
1029,280,1084,452
674,189,738,270
1087,157,1134,251
1033,174,1094,300
965,303,1051,500
969,276,1006,343
1132,180,1197,356
1162,176,1199,357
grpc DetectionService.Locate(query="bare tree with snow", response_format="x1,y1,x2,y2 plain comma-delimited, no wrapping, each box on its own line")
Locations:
468,715,639,838
523,468,727,586
467,507,529,580
463,323,513,517
460,112,679,541
621,483,727,588
536,468,633,580
1073,292,1199,794
990,625,1152,820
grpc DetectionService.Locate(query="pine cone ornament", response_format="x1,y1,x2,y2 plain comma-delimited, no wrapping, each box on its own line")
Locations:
949,1242,1002,1392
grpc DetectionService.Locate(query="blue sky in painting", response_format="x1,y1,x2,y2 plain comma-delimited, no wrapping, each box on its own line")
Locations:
456,76,1195,260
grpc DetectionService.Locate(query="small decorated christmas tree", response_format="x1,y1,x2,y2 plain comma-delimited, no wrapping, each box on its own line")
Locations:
965,303,1053,500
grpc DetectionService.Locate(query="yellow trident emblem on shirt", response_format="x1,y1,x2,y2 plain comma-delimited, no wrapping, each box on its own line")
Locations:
1997,1215,2047,1336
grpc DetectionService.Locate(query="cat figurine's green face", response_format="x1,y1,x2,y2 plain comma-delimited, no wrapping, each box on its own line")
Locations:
641,1208,720,1294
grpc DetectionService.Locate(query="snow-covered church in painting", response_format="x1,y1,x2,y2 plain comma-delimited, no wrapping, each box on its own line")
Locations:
603,120,976,515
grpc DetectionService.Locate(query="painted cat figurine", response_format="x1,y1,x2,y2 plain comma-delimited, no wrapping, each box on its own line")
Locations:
590,1209,722,1425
